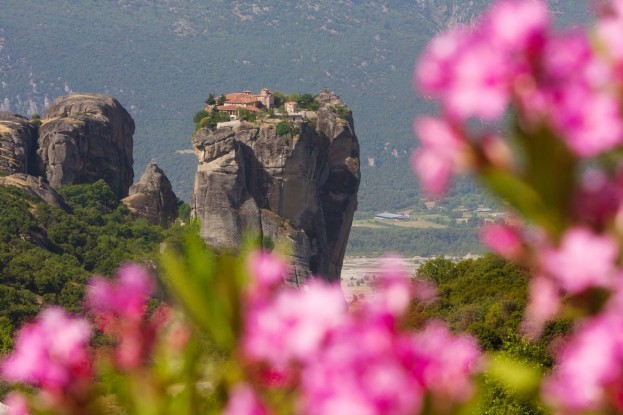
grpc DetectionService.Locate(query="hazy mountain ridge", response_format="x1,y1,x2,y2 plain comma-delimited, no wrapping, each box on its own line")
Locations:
1,0,588,212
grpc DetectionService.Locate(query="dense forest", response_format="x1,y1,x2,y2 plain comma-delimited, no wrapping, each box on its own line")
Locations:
409,255,570,414
0,180,189,351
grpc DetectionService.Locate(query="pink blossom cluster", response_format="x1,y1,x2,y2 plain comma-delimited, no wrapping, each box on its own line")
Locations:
413,0,623,195
86,263,160,370
414,0,623,412
543,281,623,412
1,307,92,415
232,251,481,415
1,307,92,391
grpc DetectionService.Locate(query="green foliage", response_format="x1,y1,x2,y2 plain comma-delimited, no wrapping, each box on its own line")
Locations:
160,232,247,351
328,104,351,120
204,93,216,105
409,255,567,413
275,121,295,137
347,227,484,257
193,110,209,124
0,181,183,330
177,200,191,223
272,91,286,108
236,108,257,122
59,180,119,213
193,110,230,132
410,255,530,350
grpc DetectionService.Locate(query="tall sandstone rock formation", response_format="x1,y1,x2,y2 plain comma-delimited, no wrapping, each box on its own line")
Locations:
122,162,178,227
191,91,360,284
0,113,38,175
37,94,135,197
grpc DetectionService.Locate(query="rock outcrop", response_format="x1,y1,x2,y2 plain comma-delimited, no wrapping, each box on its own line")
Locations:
0,112,38,175
122,162,178,227
0,173,70,212
36,94,135,197
191,91,360,283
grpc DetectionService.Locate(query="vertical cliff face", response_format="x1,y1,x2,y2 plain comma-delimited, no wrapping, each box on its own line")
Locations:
36,94,135,197
191,91,360,283
0,113,38,175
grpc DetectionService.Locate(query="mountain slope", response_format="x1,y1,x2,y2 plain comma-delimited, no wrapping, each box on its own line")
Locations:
1,0,588,211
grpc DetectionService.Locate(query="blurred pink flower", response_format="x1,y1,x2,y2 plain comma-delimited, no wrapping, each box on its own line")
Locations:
485,0,549,51
573,169,623,225
87,264,157,370
416,25,510,121
87,263,153,323
1,307,92,391
224,384,270,415
243,281,346,366
540,227,617,294
544,313,623,411
409,322,481,402
551,84,623,157
411,117,465,196
596,3,623,64
5,392,29,415
301,320,424,415
365,256,415,318
247,250,288,292
480,223,523,259
522,276,561,339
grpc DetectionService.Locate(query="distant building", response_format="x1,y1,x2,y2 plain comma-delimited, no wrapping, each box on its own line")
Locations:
219,88,274,109
206,88,275,120
374,212,410,220
285,101,298,114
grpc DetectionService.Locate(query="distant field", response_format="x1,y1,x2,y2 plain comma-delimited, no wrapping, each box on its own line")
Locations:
352,218,446,229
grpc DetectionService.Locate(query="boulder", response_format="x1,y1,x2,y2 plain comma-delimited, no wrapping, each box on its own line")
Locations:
0,112,38,175
122,162,178,227
0,173,70,212
191,90,360,283
36,94,134,197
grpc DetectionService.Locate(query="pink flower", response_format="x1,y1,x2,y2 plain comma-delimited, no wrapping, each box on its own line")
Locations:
522,276,561,339
480,223,523,259
5,392,29,415
411,117,465,196
573,169,623,225
224,384,270,415
301,321,424,415
416,25,510,121
596,4,623,64
86,264,157,370
243,281,346,367
522,30,623,157
543,313,623,411
87,263,153,323
551,84,623,157
365,256,414,319
300,319,480,415
247,250,288,292
540,227,617,294
408,322,481,402
485,0,549,51
1,307,92,391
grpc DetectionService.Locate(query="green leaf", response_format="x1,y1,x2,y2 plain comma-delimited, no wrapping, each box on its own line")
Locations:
159,233,244,350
